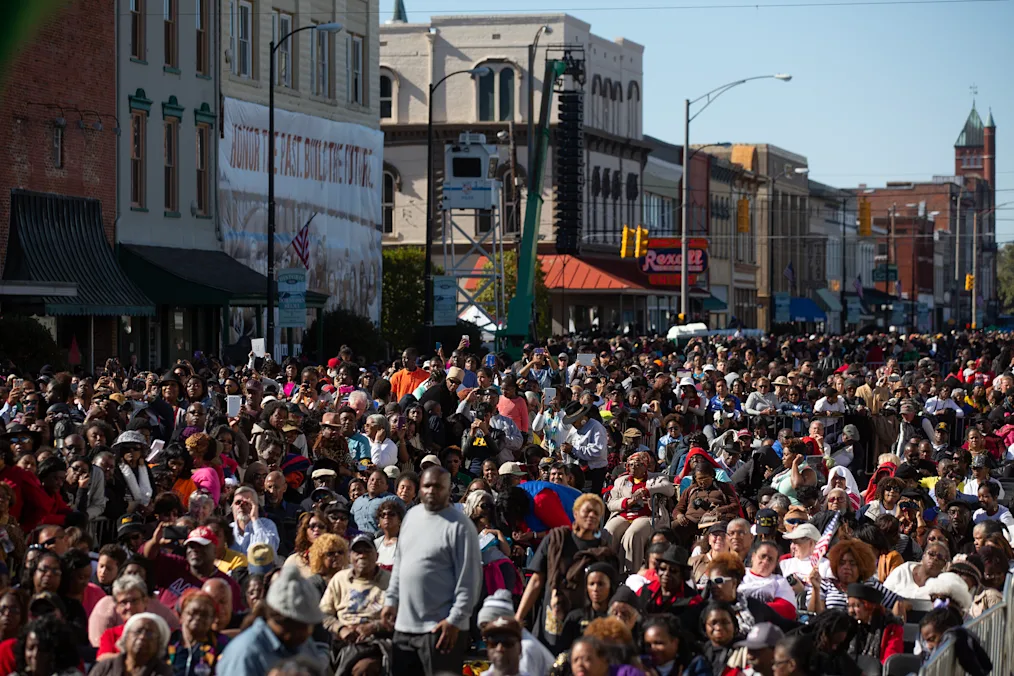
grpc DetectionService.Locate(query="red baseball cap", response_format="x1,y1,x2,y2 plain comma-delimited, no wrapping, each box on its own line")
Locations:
327,357,341,369
185,526,219,548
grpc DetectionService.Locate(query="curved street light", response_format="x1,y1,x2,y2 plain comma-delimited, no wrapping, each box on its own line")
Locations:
679,74,792,320
267,21,344,352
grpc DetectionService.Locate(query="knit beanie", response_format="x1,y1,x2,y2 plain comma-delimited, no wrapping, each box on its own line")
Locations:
477,589,516,626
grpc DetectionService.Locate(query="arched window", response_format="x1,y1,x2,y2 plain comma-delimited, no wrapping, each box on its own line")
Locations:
627,81,640,137
379,67,399,122
380,75,393,119
590,76,603,128
382,171,395,234
476,62,518,122
499,69,514,121
602,79,612,133
612,82,623,135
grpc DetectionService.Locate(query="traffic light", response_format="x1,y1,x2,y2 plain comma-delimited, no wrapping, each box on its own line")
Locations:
965,273,975,291
620,225,632,258
635,226,649,257
554,90,584,255
737,198,750,233
859,199,872,237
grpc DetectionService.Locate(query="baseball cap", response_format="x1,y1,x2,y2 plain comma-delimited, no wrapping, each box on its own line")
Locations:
755,509,779,535
539,457,555,467
498,461,527,477
707,522,729,535
971,454,988,469
936,422,949,432
311,469,337,480
420,454,441,468
327,357,341,369
184,525,219,548
116,513,145,538
679,377,696,387
350,534,377,551
383,465,401,481
734,622,784,650
783,523,821,541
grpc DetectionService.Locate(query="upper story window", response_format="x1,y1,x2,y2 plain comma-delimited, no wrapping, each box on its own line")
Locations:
230,0,253,78
164,0,177,68
347,34,365,105
196,0,209,75
379,69,399,120
477,62,517,122
627,81,640,137
272,10,293,88
311,22,332,98
383,171,395,234
130,0,145,60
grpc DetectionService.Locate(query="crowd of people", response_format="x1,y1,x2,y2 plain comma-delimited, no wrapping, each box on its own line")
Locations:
0,330,1009,676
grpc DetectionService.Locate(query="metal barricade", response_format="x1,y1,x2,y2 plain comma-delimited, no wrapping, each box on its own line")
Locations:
919,574,1013,676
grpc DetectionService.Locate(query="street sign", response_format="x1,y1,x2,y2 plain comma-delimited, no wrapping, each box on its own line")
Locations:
432,276,459,326
277,268,307,329
846,296,862,325
872,264,898,283
774,293,791,324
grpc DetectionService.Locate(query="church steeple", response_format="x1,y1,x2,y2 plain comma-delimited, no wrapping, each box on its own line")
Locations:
955,102,984,147
390,0,407,23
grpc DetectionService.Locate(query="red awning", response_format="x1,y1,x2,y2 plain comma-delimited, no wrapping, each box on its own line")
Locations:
541,255,647,291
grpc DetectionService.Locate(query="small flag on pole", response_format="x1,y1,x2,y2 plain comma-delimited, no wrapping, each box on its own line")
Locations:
810,510,840,566
783,261,795,287
854,275,864,301
290,213,316,270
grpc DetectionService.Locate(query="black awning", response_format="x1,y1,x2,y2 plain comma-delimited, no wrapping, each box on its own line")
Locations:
3,190,154,316
120,244,328,308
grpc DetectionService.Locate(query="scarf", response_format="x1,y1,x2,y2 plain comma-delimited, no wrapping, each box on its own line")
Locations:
120,462,153,506
731,593,757,636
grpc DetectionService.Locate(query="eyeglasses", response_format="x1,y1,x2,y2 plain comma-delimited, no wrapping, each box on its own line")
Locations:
708,576,732,585
485,637,520,649
785,518,807,526
9,437,29,444
308,522,326,532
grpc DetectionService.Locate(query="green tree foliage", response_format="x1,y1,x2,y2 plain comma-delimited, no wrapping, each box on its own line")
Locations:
0,316,64,372
476,251,551,339
998,243,1014,313
381,248,427,350
0,1,65,89
302,308,386,363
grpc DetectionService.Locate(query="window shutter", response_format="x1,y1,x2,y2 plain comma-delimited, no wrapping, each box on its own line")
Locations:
346,36,351,102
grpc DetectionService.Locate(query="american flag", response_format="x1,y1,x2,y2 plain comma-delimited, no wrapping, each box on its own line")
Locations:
854,275,864,301
290,213,316,269
811,510,840,566
783,261,795,287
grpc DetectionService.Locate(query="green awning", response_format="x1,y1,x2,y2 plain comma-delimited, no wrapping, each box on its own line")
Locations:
702,294,728,311
2,190,154,315
120,244,328,308
815,288,843,313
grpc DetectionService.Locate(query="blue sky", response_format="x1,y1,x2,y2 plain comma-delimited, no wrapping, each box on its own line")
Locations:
404,0,1014,238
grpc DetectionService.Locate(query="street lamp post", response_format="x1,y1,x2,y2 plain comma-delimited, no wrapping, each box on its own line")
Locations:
267,22,343,354
527,25,552,194
679,74,791,321
422,66,493,344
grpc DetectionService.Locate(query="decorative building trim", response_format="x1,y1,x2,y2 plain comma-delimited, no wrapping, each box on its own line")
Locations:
162,95,184,120
128,88,152,115
194,102,216,127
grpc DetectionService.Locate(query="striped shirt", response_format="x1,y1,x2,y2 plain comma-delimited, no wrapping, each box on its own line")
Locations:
807,565,901,611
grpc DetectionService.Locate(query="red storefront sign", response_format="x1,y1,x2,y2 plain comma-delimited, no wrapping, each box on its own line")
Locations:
641,238,709,287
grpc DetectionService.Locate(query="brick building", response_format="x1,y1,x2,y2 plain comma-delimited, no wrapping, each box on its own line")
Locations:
855,102,997,329
0,0,152,372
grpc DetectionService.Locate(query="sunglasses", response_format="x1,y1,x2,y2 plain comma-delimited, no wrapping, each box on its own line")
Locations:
785,518,807,526
708,576,732,585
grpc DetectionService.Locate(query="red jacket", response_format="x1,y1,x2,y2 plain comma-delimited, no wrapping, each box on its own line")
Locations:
0,464,65,530
879,622,904,664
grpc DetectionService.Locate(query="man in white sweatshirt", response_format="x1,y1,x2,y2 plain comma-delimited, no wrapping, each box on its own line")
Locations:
382,466,481,676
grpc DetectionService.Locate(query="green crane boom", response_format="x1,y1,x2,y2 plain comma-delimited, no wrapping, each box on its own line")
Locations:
501,58,573,360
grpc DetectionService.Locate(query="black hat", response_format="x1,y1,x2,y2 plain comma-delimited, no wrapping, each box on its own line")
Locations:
158,372,182,386
116,513,145,538
756,508,779,535
846,582,883,604
658,545,691,569
563,402,595,425
609,585,643,613
894,463,918,481
707,522,729,535
945,499,973,512
586,561,618,584
2,423,42,449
